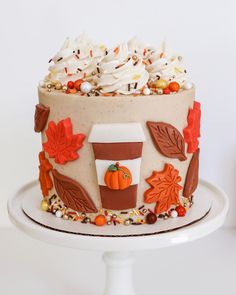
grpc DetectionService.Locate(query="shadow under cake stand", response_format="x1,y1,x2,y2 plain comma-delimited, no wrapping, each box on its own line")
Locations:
8,179,228,295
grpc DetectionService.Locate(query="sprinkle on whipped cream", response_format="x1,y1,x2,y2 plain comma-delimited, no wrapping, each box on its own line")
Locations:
94,43,149,94
46,34,107,85
42,35,192,96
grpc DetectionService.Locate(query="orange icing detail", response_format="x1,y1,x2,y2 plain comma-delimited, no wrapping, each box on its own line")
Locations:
144,164,182,214
183,101,201,153
38,151,53,197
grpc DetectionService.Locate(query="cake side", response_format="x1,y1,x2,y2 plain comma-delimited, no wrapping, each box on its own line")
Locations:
37,86,199,224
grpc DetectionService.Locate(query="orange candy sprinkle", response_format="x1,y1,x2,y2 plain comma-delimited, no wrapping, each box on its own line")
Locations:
69,88,77,94
163,87,171,94
74,79,83,91
67,81,74,89
95,214,107,226
114,47,119,55
169,82,180,92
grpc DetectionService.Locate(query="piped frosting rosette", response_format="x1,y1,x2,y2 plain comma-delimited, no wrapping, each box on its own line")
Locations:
145,43,187,87
128,37,154,59
95,43,149,95
46,34,107,84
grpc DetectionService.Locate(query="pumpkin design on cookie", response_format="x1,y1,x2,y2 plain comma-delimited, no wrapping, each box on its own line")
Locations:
104,162,132,190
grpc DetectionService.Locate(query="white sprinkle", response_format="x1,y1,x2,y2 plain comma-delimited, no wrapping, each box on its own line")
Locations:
55,210,63,218
80,82,92,94
170,210,178,218
183,81,193,90
143,88,151,95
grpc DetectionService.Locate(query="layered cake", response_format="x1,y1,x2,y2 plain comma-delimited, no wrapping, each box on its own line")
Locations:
35,35,201,227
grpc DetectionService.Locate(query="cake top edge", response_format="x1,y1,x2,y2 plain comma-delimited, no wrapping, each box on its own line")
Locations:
38,84,195,98
40,34,194,97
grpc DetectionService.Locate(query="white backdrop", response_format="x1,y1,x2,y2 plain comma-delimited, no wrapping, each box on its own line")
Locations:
0,0,235,227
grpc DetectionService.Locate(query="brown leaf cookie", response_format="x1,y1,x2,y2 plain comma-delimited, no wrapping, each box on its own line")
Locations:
52,169,97,213
147,122,187,161
34,104,50,132
183,149,200,198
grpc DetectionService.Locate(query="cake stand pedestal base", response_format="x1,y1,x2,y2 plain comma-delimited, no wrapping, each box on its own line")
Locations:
103,252,135,295
7,179,229,295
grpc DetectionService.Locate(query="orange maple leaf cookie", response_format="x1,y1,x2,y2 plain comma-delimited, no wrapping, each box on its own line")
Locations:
38,151,53,197
43,118,85,165
183,101,201,153
144,164,182,214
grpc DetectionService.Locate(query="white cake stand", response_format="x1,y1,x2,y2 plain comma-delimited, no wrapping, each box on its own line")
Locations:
8,179,228,295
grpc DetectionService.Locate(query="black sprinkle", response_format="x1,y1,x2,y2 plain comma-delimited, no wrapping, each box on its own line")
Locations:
128,84,131,91
95,92,100,96
184,69,187,73
48,58,52,63
131,222,142,225
73,50,75,53
57,57,63,62
115,64,125,69
97,67,100,73
121,211,128,214
156,75,160,80
105,50,108,55
138,205,145,210
87,93,90,97
77,49,80,54
113,221,116,226
134,82,138,89
77,68,82,72
134,50,137,53
158,214,165,218
134,61,138,66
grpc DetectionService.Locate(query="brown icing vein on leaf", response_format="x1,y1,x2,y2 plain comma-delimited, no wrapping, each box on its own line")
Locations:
34,104,50,132
183,149,200,199
147,122,187,161
52,169,97,213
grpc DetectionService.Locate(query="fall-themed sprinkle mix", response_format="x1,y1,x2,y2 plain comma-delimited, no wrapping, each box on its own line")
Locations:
40,194,193,226
40,34,193,96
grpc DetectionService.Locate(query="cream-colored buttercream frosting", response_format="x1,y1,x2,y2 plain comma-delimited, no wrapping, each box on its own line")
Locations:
146,52,187,86
95,43,149,94
128,37,187,86
38,87,195,212
46,34,106,84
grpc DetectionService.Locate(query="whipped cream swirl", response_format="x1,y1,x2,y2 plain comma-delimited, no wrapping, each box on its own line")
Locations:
95,43,149,94
128,37,155,59
46,34,107,84
145,43,187,86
